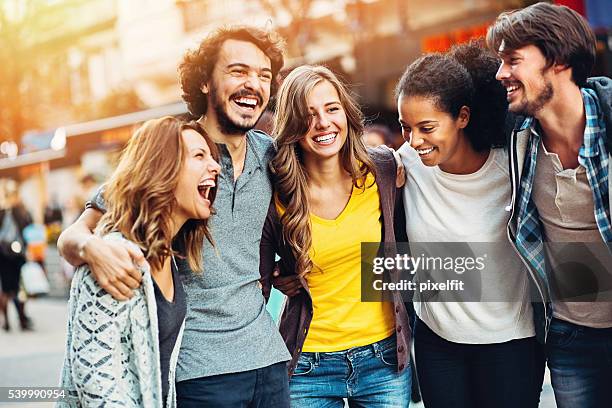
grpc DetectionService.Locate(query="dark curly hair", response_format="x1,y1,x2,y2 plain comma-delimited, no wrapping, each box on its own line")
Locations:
395,40,508,152
179,25,285,117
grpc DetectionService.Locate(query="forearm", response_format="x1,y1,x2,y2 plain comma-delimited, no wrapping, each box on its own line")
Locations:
57,209,103,267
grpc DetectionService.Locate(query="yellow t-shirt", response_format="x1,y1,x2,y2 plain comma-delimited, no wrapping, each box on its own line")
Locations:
279,173,395,352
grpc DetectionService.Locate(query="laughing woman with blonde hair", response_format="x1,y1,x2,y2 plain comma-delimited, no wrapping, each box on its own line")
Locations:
59,117,220,408
260,65,412,407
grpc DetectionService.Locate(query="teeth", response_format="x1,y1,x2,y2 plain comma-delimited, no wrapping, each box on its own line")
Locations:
314,133,336,143
198,179,215,188
235,97,257,106
416,147,435,155
198,179,215,200
506,85,519,93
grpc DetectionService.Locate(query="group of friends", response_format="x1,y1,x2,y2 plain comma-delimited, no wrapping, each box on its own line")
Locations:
56,2,611,407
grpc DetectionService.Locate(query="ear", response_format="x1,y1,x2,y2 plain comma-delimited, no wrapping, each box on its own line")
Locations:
552,63,571,76
457,106,470,129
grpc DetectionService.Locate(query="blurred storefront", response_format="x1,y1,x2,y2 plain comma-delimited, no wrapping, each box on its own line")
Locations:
351,0,611,130
0,103,187,222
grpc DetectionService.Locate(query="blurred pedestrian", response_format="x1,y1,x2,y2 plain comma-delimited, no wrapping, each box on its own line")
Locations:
0,182,34,331
362,124,390,147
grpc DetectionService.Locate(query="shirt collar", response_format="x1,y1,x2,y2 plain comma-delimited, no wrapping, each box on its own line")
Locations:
580,87,604,158
518,88,604,158
215,129,267,171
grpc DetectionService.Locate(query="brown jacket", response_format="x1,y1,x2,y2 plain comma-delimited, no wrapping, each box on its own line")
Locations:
260,145,412,376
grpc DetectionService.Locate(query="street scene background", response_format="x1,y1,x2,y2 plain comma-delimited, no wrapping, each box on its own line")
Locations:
1,0,610,406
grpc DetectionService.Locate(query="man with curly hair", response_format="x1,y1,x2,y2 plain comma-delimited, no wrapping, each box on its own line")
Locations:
58,26,292,407
488,3,612,407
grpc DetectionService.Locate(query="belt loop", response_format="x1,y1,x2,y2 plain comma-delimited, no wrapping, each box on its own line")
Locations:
372,340,380,355
314,352,320,366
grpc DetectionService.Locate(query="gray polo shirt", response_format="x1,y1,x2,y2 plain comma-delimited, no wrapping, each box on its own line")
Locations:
176,130,290,380
88,129,290,380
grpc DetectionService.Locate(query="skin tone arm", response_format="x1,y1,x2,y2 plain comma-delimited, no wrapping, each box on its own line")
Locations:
57,208,145,301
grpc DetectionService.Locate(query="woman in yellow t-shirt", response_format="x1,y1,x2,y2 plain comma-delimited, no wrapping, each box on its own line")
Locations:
260,65,412,407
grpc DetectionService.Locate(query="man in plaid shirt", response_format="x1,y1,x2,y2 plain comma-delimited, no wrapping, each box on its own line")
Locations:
487,3,612,407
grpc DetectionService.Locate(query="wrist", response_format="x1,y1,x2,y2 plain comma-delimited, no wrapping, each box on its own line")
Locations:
78,235,98,262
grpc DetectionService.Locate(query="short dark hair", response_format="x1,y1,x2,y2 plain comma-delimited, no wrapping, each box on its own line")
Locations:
179,25,285,117
486,2,596,86
395,40,508,152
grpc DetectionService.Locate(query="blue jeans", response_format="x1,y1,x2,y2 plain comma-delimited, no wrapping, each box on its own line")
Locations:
176,361,290,407
546,317,612,408
289,335,411,408
414,318,544,408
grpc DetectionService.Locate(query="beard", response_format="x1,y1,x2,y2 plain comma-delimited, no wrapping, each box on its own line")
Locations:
512,77,554,117
209,84,263,136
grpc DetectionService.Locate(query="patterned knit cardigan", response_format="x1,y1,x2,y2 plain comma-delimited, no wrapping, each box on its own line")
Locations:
57,233,184,408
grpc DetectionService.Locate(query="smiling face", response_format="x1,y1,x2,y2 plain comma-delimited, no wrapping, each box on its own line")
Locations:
298,80,348,162
398,94,471,171
173,128,221,224
203,39,272,136
496,44,554,117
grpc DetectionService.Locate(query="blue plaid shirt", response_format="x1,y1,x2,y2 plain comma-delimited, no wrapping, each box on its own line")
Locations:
515,88,612,283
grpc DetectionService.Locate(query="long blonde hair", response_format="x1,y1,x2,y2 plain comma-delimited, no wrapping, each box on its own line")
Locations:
271,65,375,277
96,116,218,272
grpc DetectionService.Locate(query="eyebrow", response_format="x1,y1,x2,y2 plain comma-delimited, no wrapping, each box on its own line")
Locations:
189,146,208,154
399,119,438,126
227,63,272,74
310,101,341,109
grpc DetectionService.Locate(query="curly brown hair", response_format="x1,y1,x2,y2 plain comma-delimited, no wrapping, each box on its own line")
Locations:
179,25,285,118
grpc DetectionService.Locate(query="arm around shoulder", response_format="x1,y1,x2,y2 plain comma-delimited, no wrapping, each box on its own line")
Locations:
57,208,103,267
58,209,145,301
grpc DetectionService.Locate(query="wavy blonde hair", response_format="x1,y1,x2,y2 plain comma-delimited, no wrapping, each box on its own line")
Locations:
96,116,218,273
271,65,375,277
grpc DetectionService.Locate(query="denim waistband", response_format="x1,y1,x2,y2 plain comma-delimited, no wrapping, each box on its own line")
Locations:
302,334,396,361
551,317,612,334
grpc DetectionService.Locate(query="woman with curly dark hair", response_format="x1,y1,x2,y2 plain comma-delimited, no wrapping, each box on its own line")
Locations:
396,41,544,408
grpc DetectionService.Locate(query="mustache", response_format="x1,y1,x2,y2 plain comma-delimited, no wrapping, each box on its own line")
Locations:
230,89,263,105
501,80,520,87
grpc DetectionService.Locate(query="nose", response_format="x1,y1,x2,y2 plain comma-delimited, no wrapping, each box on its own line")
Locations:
410,133,423,149
314,112,331,130
208,158,221,176
495,61,509,81
243,72,261,92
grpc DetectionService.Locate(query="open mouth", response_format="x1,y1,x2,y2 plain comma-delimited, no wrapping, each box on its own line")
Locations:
313,132,337,146
416,146,436,156
197,179,215,201
232,95,259,112
504,82,521,100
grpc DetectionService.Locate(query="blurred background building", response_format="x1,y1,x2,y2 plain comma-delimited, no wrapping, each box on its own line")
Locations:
0,0,610,225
